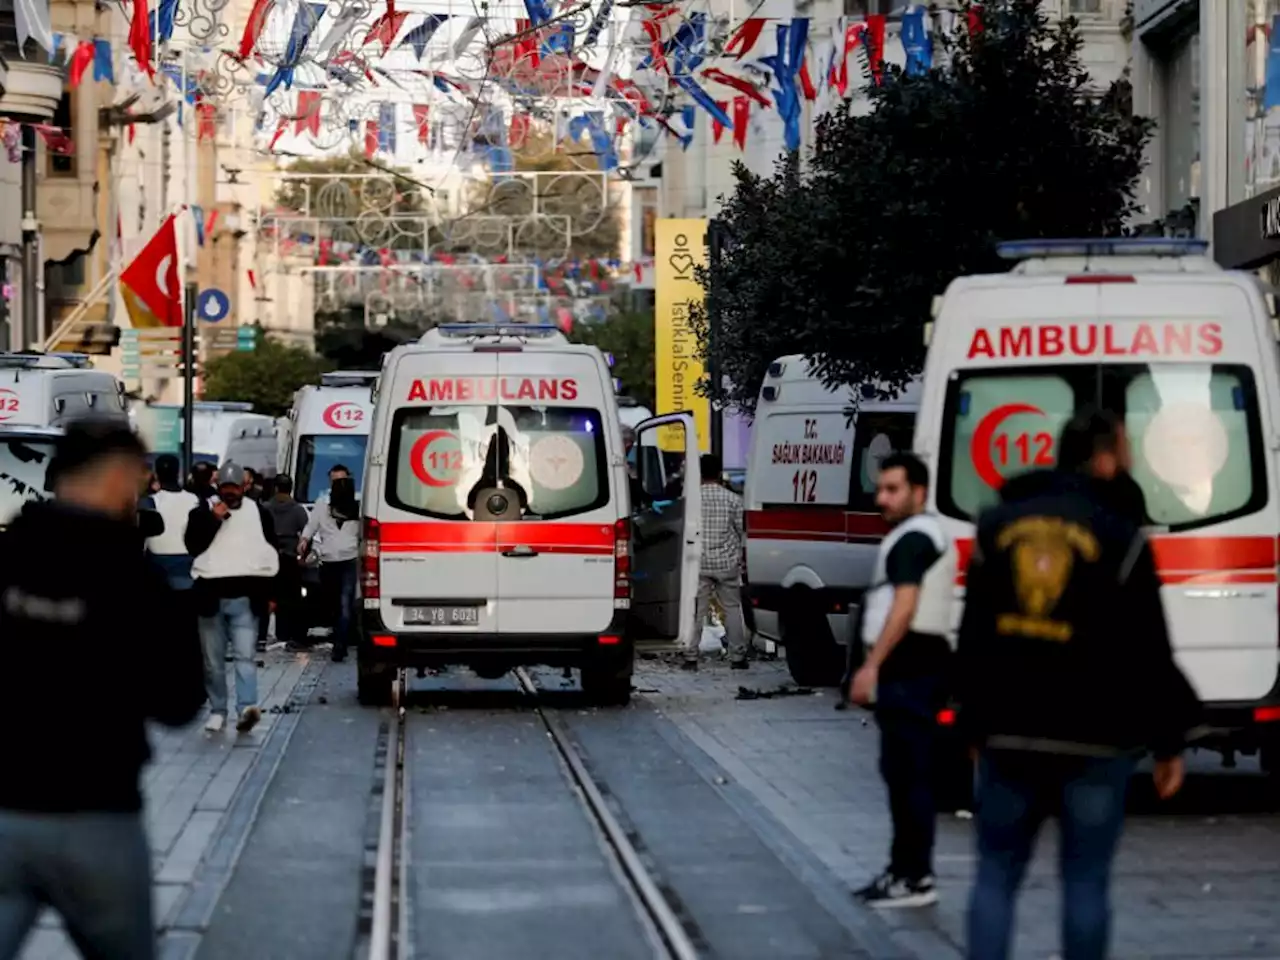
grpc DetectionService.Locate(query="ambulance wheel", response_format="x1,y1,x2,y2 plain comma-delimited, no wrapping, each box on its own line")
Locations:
357,657,395,707
581,667,632,707
781,597,844,688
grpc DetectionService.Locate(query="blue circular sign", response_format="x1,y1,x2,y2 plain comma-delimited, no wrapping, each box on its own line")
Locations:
196,288,230,323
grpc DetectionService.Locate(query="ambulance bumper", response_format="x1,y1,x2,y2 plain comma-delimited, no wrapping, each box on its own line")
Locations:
358,611,632,670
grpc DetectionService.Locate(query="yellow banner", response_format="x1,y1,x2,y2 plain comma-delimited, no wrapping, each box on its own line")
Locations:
654,218,710,453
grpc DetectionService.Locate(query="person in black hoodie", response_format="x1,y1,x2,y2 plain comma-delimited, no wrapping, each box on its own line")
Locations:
958,407,1200,960
0,419,204,959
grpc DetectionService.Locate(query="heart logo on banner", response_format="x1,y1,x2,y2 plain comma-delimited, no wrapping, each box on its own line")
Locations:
669,253,695,276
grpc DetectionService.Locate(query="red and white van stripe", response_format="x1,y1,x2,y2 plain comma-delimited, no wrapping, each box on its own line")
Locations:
379,522,615,555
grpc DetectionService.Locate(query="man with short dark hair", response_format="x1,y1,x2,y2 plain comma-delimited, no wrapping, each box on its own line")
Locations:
684,453,749,670
299,463,359,662
143,453,199,591
186,461,278,734
187,461,216,503
265,473,309,649
959,407,1199,960
851,452,956,907
0,418,205,958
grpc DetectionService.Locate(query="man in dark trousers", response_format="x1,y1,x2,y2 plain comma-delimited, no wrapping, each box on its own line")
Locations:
958,408,1200,960
849,452,956,907
265,473,310,649
0,419,205,958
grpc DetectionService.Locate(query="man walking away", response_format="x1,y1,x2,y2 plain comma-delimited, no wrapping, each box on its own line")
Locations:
683,454,750,671
143,454,199,591
850,452,956,908
298,465,359,662
186,461,279,734
958,409,1200,960
187,461,216,503
0,419,204,959
265,474,309,650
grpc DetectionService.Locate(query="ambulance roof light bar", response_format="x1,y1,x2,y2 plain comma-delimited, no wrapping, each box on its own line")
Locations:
0,352,91,369
320,370,379,387
996,238,1210,260
435,323,562,339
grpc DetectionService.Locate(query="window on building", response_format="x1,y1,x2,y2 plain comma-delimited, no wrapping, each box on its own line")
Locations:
1067,0,1103,13
842,0,883,15
47,92,74,177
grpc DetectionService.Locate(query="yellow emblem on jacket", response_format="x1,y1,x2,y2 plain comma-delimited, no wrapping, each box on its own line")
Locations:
994,516,1100,642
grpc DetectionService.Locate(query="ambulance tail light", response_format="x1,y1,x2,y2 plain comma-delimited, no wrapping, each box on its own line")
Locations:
1255,706,1280,723
361,518,381,600
614,518,631,608
1064,275,1135,284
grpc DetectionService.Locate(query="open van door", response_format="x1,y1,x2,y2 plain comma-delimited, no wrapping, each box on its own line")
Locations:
629,413,701,653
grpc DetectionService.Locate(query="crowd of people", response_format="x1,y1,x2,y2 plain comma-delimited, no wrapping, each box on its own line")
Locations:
0,409,1209,959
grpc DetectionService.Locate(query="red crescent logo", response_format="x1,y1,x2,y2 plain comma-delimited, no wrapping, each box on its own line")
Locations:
322,402,363,429
0,389,20,422
409,430,460,488
970,403,1045,490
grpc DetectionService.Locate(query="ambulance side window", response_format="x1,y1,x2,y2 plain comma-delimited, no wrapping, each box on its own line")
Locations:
846,412,915,511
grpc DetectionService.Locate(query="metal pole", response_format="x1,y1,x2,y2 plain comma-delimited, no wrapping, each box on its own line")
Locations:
21,125,39,350
182,281,196,472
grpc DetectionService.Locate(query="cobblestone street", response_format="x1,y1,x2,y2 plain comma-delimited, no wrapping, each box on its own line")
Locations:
18,651,323,960
637,655,1280,960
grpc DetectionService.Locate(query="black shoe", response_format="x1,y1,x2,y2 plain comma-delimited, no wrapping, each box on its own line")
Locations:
854,872,937,908
730,659,749,670
681,659,698,672
330,646,347,663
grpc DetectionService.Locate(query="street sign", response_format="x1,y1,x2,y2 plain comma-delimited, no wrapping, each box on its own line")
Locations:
196,288,230,323
236,326,256,351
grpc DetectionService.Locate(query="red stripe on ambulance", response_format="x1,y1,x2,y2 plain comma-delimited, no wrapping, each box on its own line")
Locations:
380,521,613,555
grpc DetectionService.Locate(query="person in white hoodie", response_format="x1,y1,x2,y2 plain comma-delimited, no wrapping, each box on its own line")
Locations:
185,461,278,734
142,454,199,591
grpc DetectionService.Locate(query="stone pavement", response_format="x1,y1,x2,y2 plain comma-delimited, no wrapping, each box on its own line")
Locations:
637,655,1280,960
19,650,322,960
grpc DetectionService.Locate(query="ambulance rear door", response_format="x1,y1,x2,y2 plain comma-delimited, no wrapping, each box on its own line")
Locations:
492,350,617,636
374,351,500,635
630,412,701,652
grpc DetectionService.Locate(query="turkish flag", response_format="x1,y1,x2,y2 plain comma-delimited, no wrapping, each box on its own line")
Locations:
120,215,181,328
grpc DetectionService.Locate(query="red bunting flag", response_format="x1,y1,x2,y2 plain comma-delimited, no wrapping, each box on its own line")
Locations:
712,101,728,144
128,0,154,79
732,96,750,151
413,103,430,144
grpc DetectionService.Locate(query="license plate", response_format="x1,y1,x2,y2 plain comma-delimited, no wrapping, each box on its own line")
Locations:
404,605,480,626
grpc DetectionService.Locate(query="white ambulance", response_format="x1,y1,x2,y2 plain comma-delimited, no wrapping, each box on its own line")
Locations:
358,321,702,707
279,370,378,505
0,353,127,427
916,237,1280,771
744,356,920,686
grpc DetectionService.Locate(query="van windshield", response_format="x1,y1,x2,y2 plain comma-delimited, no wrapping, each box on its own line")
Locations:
296,434,368,502
937,364,1267,532
0,437,57,526
388,405,608,521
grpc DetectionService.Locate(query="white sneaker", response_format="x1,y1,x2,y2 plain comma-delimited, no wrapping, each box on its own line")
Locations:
236,706,261,733
204,713,225,733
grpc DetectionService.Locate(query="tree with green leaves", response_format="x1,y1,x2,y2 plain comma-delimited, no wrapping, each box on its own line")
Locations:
572,309,656,409
202,331,331,417
692,0,1152,414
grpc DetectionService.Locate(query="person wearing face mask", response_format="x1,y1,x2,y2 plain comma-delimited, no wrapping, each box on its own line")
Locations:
185,461,279,735
298,464,360,662
0,419,204,959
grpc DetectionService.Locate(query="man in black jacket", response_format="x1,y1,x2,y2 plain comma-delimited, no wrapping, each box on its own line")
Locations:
186,461,278,735
958,408,1200,960
0,419,205,959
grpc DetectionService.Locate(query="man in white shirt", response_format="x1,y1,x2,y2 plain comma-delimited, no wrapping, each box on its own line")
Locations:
185,461,279,734
299,464,360,662
143,454,198,591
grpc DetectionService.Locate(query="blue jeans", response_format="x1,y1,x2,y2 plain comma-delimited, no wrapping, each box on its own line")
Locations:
320,559,357,652
0,810,153,959
198,596,259,716
967,751,1136,960
875,673,946,881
